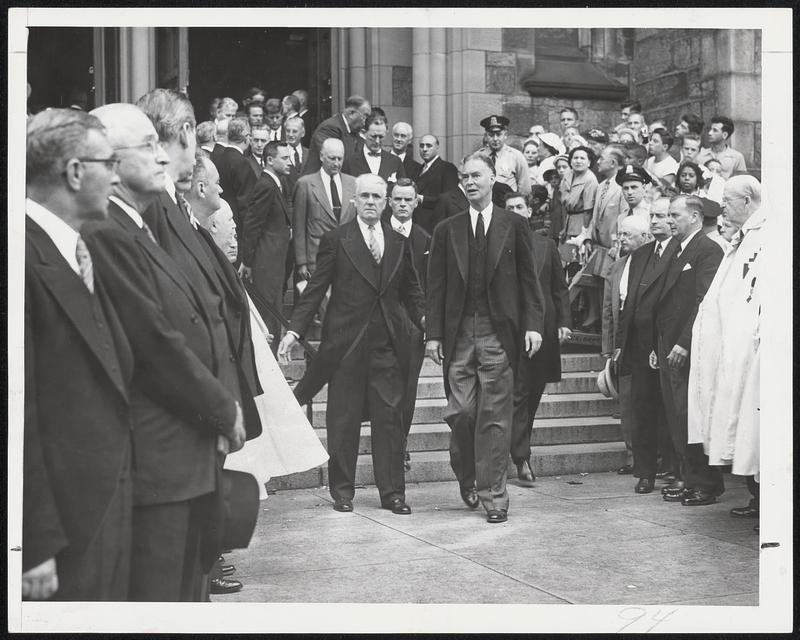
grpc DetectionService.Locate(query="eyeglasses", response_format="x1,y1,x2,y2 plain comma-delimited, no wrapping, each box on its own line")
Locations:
76,156,120,171
114,139,161,155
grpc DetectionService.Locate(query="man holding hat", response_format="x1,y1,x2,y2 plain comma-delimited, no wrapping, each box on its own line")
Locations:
479,115,531,196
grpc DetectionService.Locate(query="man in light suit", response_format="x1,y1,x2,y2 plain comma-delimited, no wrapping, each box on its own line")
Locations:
284,116,308,196
342,115,405,185
239,141,293,354
587,145,626,250
24,108,133,601
426,153,545,523
292,138,356,282
82,104,246,601
413,134,460,234
601,215,651,476
278,174,425,514
655,194,724,506
303,95,371,175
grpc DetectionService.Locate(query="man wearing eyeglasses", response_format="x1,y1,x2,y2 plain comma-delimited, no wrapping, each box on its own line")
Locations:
24,108,132,601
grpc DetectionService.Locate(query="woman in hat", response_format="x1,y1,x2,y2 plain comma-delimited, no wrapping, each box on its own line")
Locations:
536,132,566,179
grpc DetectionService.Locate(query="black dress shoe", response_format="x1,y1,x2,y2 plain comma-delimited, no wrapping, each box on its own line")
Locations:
383,498,411,515
730,505,759,518
210,577,243,595
661,480,685,495
663,488,690,502
634,478,654,494
681,489,717,506
333,498,353,512
617,464,633,475
221,563,236,576
656,470,677,482
486,509,508,523
516,460,536,487
460,486,479,509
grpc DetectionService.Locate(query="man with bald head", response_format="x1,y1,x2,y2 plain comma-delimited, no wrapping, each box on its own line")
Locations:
689,175,764,524
81,104,246,600
278,174,425,514
413,134,460,233
602,214,651,475
390,121,422,178
292,137,356,282
304,95,371,175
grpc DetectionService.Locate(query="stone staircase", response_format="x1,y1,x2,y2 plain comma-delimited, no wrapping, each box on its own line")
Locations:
268,344,626,492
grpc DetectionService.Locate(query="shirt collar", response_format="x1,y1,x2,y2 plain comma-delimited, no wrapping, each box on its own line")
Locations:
364,145,381,160
390,216,411,236
109,195,144,228
356,215,382,233
320,168,341,184
265,169,282,190
341,113,351,135
680,227,702,252
25,197,81,274
164,174,177,204
469,201,493,230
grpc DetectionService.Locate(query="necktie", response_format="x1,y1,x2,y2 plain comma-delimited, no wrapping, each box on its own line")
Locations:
599,180,610,203
179,194,199,229
367,224,381,263
476,212,486,252
330,176,341,221
141,220,158,244
732,228,746,248
75,235,94,293
654,243,662,261
293,146,300,167
368,151,381,157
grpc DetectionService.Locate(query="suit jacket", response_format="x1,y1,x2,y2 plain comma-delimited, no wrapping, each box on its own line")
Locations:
394,147,422,180
303,113,362,175
210,143,226,167
342,147,406,183
215,147,258,232
292,171,356,270
286,144,309,197
291,219,426,404
655,231,723,353
243,147,263,179
426,207,545,393
431,183,514,234
414,156,460,231
617,239,679,374
601,255,627,356
588,177,625,249
298,106,317,148
143,192,262,438
24,217,133,571
82,202,240,505
524,230,571,382
406,223,431,292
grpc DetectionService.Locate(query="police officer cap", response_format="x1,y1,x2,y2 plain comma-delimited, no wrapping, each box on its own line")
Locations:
480,114,509,131
615,164,651,186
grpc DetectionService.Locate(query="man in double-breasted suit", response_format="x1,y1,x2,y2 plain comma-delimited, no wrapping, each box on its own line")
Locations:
342,117,406,186
601,215,651,475
24,109,134,601
426,154,545,523
413,134,460,234
292,138,356,281
504,193,572,486
240,141,293,354
655,194,724,506
278,174,425,515
303,95,371,175
82,104,247,601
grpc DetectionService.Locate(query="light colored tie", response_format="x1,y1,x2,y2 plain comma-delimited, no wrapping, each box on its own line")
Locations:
141,220,158,244
179,194,199,229
367,224,382,263
75,235,94,293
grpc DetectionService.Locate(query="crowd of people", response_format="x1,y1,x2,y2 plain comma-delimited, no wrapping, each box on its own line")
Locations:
23,83,763,603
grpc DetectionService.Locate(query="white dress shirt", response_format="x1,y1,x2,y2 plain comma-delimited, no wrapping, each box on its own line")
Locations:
320,169,343,211
356,215,384,259
26,198,81,276
391,216,411,237
619,255,631,310
265,169,282,192
363,145,381,174
290,144,303,166
468,202,493,235
109,195,144,228
679,228,702,254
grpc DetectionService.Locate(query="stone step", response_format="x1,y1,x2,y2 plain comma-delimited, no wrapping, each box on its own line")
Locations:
310,392,616,428
318,442,628,487
312,415,622,454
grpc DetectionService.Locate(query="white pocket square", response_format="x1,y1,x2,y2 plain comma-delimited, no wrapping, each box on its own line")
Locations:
682,263,692,272
423,250,429,255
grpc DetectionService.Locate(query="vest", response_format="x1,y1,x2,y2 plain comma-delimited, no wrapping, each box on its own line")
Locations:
464,223,490,317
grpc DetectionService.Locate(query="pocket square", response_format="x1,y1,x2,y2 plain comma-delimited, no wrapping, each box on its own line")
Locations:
682,263,692,272
423,250,429,255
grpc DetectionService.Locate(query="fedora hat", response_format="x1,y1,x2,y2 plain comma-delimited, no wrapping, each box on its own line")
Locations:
596,358,619,399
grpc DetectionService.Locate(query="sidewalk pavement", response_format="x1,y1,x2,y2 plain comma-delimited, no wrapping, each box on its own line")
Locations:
216,472,758,606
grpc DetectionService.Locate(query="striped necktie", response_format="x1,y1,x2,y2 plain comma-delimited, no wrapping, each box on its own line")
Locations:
367,224,382,263
75,235,94,293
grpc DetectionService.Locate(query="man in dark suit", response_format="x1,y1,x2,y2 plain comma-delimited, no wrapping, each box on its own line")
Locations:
433,178,514,228
214,117,257,235
24,108,133,601
390,121,422,179
387,178,431,469
137,89,263,596
83,103,247,601
243,124,269,178
278,174,425,515
601,215,651,476
504,193,572,486
239,141,293,355
284,116,308,198
264,98,285,143
618,197,678,495
342,115,405,186
426,153,545,523
656,194,724,506
413,134,460,233
303,95,371,175
292,89,316,149
292,138,357,282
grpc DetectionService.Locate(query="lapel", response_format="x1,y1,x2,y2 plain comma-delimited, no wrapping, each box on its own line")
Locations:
341,219,379,290
449,212,470,283
263,172,291,225
379,221,403,293
27,219,128,400
486,207,512,283
659,232,702,300
311,173,336,222
196,224,243,305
